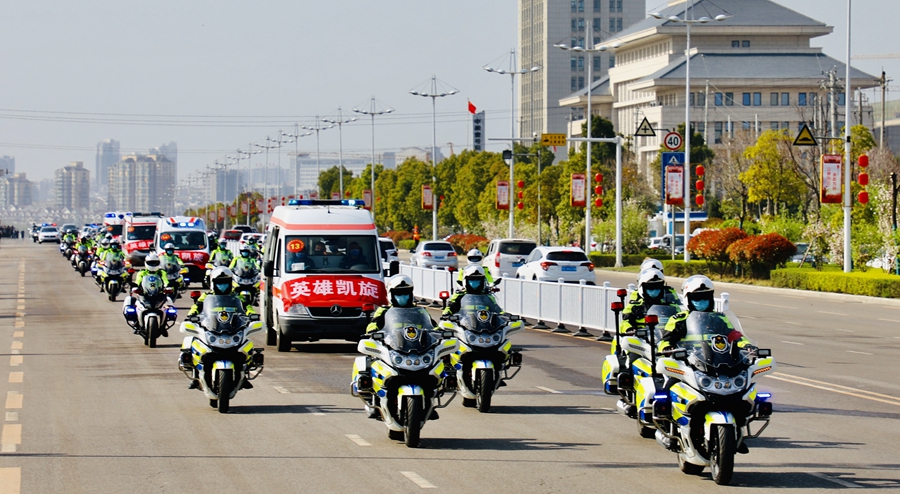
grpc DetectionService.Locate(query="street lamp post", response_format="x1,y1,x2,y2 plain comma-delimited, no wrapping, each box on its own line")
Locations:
555,22,619,249
650,4,730,262
272,134,293,207
281,128,313,200
322,109,357,199
237,148,261,224
410,76,459,240
252,139,280,224
353,97,394,221
484,49,540,238
301,117,335,198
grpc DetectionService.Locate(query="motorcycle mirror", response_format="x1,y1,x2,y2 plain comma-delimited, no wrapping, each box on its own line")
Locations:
249,314,260,321
672,349,687,360
644,314,658,325
616,288,627,297
449,314,460,323
188,315,200,323
441,330,454,339
757,348,771,358
372,332,385,341
635,328,648,338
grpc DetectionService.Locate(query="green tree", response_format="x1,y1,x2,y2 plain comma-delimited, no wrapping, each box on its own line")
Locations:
318,166,354,198
740,130,805,215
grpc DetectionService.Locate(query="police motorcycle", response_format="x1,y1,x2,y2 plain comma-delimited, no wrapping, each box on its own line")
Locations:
123,274,177,348
178,294,265,413
74,244,93,277
161,258,189,298
232,262,260,306
204,248,233,288
62,238,76,260
351,307,459,448
100,258,130,302
441,291,524,412
643,312,774,485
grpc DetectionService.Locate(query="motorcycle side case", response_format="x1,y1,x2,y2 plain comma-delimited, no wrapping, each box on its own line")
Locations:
601,354,620,395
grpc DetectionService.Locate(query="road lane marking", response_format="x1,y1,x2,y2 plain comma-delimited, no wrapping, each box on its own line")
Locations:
535,386,561,394
780,341,804,345
0,467,21,494
9,343,21,351
7,371,22,382
878,318,900,323
816,311,848,316
770,372,900,407
4,394,21,410
272,386,289,394
835,328,855,333
784,322,802,326
305,407,325,416
345,434,371,446
12,322,22,329
1,424,21,452
745,301,796,309
4,414,16,423
11,333,22,338
847,350,873,356
401,471,437,489
807,472,862,488
7,357,21,367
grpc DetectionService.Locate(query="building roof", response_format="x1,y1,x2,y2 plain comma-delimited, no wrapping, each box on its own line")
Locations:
638,53,878,86
570,76,611,98
616,0,828,40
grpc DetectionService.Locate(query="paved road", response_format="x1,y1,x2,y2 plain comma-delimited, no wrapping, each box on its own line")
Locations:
0,241,897,492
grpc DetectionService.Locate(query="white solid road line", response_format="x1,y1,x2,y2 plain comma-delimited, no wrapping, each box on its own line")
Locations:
0,467,21,494
784,322,802,326
401,471,437,489
847,350,874,356
878,318,900,323
807,472,862,488
835,328,855,333
272,386,289,394
535,386,561,394
745,301,797,309
781,341,804,345
770,373,900,407
816,311,848,316
344,434,371,447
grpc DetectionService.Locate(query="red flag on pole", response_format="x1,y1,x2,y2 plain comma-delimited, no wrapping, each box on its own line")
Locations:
468,100,477,114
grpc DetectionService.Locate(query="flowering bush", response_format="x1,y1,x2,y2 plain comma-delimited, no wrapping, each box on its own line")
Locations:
727,233,796,278
446,234,489,254
382,230,412,244
688,228,748,263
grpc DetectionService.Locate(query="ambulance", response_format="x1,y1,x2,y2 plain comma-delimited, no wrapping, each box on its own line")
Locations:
102,212,129,241
260,199,391,352
123,212,163,266
153,216,209,284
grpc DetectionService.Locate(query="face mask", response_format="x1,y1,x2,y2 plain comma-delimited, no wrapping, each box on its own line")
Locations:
166,250,174,256
692,299,711,312
295,252,306,259
394,294,410,306
242,252,250,258
467,279,483,291
645,288,661,299
350,249,360,257
215,283,231,293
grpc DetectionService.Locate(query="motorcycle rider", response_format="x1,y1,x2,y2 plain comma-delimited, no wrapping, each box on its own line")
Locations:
443,265,499,317
229,244,259,273
366,275,436,334
625,259,679,307
613,267,682,354
456,248,494,285
123,253,172,336
209,240,234,267
160,242,185,270
62,228,78,245
182,267,255,389
98,240,126,292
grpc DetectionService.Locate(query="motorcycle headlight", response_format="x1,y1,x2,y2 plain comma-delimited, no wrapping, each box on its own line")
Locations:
697,372,713,389
393,353,403,365
422,354,432,365
467,332,477,343
732,372,747,390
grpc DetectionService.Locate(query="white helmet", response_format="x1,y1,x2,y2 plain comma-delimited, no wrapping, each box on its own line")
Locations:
681,275,715,312
637,268,665,302
462,264,487,293
386,274,414,307
144,253,161,272
466,248,483,264
640,258,664,274
210,266,235,295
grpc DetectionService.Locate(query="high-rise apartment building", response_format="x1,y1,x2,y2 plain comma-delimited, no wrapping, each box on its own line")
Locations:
207,168,242,204
519,0,643,137
149,142,178,168
0,173,33,207
108,154,176,214
96,139,121,187
0,156,14,176
54,161,91,211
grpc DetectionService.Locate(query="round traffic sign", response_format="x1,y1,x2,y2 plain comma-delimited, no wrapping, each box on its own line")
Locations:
663,131,683,151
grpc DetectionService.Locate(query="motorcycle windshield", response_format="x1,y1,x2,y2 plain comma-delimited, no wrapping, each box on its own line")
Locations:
456,294,504,333
199,295,247,335
381,308,437,354
645,305,680,341
233,263,258,279
141,274,164,297
106,260,124,270
683,312,746,372
162,261,181,275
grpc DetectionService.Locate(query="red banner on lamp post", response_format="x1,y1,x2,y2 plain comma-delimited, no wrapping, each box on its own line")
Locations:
496,181,510,210
820,154,842,204
665,165,684,206
422,185,434,211
362,190,372,210
570,174,586,207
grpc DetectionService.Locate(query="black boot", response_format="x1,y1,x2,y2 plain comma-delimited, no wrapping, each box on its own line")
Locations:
188,380,199,389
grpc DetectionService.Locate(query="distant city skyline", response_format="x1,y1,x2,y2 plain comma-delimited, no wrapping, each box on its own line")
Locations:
0,0,895,183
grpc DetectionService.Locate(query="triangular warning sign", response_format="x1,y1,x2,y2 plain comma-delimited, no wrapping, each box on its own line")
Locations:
793,123,817,147
634,117,656,137
668,155,682,165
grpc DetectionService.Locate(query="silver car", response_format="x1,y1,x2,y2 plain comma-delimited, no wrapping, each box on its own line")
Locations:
411,241,458,269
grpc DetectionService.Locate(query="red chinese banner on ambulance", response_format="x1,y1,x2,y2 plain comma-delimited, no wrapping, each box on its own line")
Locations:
820,154,842,204
278,276,387,311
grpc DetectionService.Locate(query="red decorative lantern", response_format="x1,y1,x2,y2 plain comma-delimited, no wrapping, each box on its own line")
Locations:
695,194,705,206
859,155,869,168
858,190,869,204
594,173,603,183
594,185,603,195
517,191,524,199
696,180,705,190
594,198,603,208
516,180,525,189
516,201,524,210
345,191,351,198
858,173,869,186
696,165,705,177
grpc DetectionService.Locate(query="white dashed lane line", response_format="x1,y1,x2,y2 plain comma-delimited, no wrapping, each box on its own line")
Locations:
345,434,371,446
847,350,874,356
535,386,561,394
401,471,437,489
0,467,21,494
781,341,804,346
816,311,848,316
807,472,862,488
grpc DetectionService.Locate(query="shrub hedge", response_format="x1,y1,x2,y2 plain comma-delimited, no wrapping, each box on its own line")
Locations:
660,260,730,277
770,268,900,298
398,239,416,251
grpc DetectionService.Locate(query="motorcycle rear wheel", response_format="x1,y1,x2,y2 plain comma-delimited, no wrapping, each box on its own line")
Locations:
217,371,232,414
404,396,422,448
147,318,158,348
710,424,736,485
476,369,493,413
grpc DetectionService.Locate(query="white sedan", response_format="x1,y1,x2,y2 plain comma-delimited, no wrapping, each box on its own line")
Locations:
514,246,595,284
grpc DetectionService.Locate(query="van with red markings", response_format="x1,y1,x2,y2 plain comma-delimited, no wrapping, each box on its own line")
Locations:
123,212,163,267
260,199,390,352
153,216,209,285
103,212,129,241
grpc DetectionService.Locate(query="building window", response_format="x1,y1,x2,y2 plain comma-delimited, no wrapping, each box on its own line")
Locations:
742,121,751,131
617,18,623,31
690,93,695,107
725,93,734,106
571,0,584,12
782,93,790,106
608,54,615,68
743,93,751,106
783,121,790,130
571,57,577,70
571,77,579,91
715,93,723,106
838,93,845,105
593,0,601,12
753,92,761,106
798,93,807,106
732,40,740,48
593,18,601,31
577,56,584,71
609,0,622,12
697,92,706,107
770,122,779,130
742,40,750,47
714,122,723,144
771,92,779,106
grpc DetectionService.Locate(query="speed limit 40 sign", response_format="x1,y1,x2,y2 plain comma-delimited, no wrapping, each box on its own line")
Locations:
663,131,683,151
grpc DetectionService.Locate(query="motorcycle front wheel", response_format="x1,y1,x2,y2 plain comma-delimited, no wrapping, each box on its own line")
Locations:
147,317,158,348
404,396,422,448
476,369,493,413
217,370,232,414
710,424,736,485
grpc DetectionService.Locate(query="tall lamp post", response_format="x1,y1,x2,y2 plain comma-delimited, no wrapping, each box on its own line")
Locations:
281,128,313,200
650,4,730,262
555,22,618,249
252,138,280,224
484,49,540,238
353,97,394,220
301,117,335,198
272,133,294,207
237,148,260,224
410,76,459,240
323,109,357,199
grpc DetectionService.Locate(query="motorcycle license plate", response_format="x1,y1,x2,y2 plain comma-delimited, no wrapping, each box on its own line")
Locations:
561,266,577,272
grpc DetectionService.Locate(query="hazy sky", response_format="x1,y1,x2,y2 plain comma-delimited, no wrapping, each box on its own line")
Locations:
0,0,896,183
